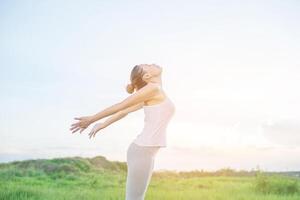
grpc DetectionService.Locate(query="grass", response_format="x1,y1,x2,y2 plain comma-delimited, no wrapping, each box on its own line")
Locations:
0,156,299,200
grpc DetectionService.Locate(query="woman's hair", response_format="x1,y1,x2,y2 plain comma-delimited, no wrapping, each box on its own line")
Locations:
126,65,147,94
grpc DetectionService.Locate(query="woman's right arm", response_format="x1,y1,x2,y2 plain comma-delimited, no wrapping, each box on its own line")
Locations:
88,102,144,138
101,102,144,128
71,83,158,134
89,83,158,123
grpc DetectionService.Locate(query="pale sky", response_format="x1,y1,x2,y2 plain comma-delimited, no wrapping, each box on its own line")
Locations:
1,0,300,171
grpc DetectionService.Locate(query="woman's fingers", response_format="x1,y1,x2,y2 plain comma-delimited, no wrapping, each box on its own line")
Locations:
79,127,86,134
89,128,94,137
70,121,88,130
71,122,79,127
71,116,87,127
89,131,94,139
72,122,100,138
70,124,84,131
89,127,100,139
71,127,81,134
70,125,79,131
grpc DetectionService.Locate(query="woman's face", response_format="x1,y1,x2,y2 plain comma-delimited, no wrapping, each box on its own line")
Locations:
140,64,162,77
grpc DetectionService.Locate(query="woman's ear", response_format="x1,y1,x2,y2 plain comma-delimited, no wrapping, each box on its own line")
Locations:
142,72,151,82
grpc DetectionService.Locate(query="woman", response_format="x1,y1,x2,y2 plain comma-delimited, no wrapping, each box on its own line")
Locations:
70,64,176,200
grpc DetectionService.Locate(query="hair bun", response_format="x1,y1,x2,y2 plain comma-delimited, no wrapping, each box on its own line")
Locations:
126,83,134,94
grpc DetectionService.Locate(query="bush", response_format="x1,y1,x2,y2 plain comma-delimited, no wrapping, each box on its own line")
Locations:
254,172,299,195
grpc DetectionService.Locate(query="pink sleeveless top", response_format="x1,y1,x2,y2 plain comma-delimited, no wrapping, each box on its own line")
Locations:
133,89,176,147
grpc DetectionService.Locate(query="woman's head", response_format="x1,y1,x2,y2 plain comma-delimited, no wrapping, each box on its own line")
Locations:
126,64,162,94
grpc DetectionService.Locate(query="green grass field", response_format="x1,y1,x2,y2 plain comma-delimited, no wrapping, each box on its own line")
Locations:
0,156,299,200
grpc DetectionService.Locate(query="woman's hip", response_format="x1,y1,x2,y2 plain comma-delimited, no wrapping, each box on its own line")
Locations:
127,142,160,161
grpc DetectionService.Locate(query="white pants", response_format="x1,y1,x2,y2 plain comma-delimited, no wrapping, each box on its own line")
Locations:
125,142,160,200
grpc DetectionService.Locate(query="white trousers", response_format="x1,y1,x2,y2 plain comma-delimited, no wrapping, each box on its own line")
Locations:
125,142,160,200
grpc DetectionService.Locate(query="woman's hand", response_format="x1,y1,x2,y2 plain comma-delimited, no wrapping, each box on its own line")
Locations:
88,122,106,139
70,116,93,134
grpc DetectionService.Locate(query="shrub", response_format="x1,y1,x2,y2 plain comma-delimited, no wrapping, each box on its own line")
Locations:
254,172,299,195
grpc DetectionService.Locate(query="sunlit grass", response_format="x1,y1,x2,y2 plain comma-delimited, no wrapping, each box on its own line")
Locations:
0,156,299,200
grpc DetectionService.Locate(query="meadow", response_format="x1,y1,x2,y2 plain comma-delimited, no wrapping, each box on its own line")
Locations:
0,156,299,200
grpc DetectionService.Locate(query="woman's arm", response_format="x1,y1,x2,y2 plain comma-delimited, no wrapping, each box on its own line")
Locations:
88,102,144,138
101,102,144,128
89,83,158,123
101,111,127,128
70,83,158,134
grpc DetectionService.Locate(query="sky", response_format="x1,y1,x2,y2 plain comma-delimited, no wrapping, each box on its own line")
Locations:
1,0,300,172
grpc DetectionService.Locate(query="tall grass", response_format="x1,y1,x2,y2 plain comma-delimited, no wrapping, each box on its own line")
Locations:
254,171,299,195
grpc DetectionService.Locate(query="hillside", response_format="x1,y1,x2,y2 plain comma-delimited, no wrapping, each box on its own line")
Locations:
0,155,127,178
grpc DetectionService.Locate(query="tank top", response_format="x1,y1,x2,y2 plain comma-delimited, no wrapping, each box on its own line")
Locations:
133,87,176,147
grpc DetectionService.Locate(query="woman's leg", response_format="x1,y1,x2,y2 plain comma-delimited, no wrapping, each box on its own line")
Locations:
125,142,160,200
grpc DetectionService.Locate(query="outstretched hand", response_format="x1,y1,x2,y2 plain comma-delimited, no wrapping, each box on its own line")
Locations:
88,122,106,139
70,116,93,134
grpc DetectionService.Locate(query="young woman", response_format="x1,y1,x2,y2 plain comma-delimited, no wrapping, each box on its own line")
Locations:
70,64,176,200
